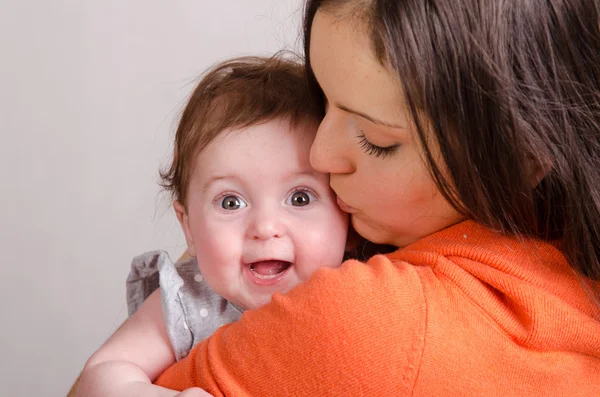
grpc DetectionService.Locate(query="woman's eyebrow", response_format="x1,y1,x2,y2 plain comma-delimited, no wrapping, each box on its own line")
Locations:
312,69,407,129
336,103,407,129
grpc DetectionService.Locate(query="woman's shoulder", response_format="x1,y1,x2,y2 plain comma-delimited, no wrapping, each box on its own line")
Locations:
310,253,429,301
230,255,429,394
385,220,569,274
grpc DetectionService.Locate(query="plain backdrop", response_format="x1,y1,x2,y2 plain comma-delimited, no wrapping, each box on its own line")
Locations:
0,1,303,395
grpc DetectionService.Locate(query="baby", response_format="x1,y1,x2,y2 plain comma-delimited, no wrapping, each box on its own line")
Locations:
77,55,349,396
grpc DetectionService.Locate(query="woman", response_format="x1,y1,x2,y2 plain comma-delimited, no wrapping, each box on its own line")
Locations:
78,0,600,395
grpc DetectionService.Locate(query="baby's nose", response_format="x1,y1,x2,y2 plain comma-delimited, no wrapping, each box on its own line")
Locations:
248,210,286,240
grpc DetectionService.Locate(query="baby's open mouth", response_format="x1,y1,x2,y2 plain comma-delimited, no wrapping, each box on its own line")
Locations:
249,260,292,279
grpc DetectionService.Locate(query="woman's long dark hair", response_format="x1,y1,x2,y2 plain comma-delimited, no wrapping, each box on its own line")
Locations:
304,0,600,290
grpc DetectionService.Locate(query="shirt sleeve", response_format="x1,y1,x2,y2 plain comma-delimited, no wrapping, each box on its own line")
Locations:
126,250,164,317
154,255,427,396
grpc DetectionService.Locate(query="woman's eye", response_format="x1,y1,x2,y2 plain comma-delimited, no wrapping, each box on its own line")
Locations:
286,190,315,207
219,195,247,211
356,132,399,159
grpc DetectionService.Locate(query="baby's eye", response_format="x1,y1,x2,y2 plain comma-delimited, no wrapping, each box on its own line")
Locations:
286,189,315,207
218,195,247,211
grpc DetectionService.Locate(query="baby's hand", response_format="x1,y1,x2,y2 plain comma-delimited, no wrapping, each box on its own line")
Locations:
176,387,214,397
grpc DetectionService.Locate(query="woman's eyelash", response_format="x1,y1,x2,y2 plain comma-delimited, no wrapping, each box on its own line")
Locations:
356,132,399,159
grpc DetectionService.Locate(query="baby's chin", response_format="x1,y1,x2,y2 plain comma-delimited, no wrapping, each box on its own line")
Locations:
231,285,299,311
232,295,271,311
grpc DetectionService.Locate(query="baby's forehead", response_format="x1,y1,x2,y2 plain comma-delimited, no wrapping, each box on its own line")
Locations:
218,116,318,141
195,164,329,198
191,118,326,188
206,118,317,154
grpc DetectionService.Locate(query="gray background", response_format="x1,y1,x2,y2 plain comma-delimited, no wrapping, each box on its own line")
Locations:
0,1,302,395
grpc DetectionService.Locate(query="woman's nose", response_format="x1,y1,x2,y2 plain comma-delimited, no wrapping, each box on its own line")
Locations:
310,108,355,175
247,207,287,241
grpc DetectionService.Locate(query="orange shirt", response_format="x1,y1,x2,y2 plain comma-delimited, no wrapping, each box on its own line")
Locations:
156,221,600,396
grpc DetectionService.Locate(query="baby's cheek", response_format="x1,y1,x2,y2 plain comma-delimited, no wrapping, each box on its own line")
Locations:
296,233,346,281
194,226,239,270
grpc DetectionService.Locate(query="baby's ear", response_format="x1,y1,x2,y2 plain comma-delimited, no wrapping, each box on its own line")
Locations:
174,200,196,257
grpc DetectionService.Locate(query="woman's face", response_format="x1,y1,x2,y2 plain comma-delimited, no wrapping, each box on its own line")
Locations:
309,10,463,247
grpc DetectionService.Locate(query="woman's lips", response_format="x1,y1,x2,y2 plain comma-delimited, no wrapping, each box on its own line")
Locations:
336,196,356,213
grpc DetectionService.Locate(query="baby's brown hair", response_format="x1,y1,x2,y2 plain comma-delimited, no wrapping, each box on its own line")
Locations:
160,54,323,206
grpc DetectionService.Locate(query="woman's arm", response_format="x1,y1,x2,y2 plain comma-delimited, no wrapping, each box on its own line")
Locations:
155,257,426,396
76,290,184,397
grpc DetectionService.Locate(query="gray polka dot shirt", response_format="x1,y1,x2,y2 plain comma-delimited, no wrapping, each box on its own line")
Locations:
126,250,243,360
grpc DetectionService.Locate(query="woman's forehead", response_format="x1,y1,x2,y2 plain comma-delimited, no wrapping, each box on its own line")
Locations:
309,11,409,131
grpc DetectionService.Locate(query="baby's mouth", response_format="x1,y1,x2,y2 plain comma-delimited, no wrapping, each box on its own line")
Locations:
249,260,292,279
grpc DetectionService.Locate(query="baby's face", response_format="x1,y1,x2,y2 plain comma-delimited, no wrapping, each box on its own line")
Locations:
177,118,349,309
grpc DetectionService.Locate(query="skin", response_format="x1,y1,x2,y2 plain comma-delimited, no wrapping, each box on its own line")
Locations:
175,117,349,310
76,119,348,397
70,8,561,397
73,12,460,396
74,12,460,396
308,10,464,247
